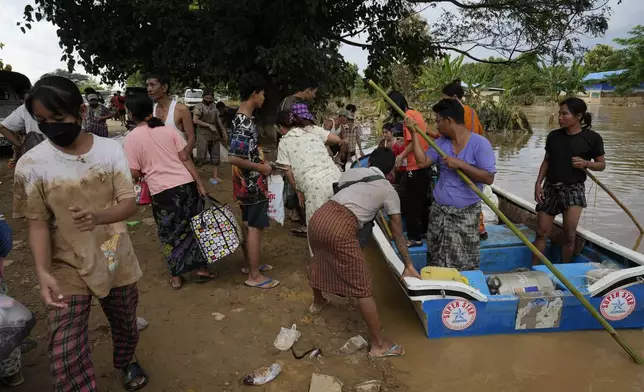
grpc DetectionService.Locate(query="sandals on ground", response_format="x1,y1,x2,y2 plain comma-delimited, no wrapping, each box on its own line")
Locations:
194,271,219,284
290,228,308,238
121,361,148,391
368,344,405,359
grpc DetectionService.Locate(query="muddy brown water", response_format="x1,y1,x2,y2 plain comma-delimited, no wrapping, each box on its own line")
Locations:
490,105,644,253
362,106,644,391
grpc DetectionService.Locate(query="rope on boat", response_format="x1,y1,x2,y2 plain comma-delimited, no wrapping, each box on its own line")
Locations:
368,79,644,365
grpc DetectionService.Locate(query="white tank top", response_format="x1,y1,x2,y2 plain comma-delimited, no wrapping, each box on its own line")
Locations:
328,118,342,135
153,100,186,140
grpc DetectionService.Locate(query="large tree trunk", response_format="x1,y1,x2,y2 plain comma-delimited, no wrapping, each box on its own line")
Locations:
259,75,280,146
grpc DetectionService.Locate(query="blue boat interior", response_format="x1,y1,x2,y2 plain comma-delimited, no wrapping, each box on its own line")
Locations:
384,218,626,297
353,154,627,300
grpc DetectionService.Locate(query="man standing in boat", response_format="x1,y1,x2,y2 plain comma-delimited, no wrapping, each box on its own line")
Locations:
411,99,496,270
534,98,605,264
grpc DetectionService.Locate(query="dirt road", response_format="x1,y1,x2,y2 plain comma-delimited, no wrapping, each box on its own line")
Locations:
2,126,397,391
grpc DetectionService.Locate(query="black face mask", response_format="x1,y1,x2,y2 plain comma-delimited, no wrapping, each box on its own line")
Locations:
39,123,82,147
90,103,99,108
203,100,214,106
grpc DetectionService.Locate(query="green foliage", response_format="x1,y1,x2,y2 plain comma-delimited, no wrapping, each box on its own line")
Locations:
611,25,644,96
478,100,533,134
417,54,465,104
0,43,13,71
126,71,146,88
41,69,107,92
18,0,615,125
41,68,89,84
584,44,623,73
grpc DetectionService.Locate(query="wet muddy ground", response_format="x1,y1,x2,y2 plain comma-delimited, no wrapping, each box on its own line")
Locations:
3,121,644,391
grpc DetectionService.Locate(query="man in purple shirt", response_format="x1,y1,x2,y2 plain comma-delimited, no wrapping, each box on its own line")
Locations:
411,99,496,270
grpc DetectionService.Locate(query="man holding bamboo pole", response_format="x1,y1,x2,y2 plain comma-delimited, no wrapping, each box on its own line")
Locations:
411,99,496,270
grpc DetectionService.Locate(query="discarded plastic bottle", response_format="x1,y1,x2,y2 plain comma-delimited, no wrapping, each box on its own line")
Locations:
242,363,281,385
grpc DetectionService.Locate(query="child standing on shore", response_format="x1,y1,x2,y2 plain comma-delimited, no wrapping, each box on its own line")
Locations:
227,73,279,290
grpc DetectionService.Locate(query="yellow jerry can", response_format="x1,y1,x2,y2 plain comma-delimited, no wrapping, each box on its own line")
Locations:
420,266,470,285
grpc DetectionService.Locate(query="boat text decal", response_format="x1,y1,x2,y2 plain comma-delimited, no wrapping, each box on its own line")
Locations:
442,299,476,331
600,289,636,321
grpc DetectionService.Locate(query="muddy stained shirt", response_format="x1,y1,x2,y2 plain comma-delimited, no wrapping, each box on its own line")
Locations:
193,102,222,140
13,136,142,298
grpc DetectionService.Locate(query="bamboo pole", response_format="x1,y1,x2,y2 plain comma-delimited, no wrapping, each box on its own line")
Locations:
368,79,643,364
585,169,644,234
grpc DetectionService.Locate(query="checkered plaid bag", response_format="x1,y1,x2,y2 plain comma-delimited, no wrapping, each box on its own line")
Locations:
190,196,243,264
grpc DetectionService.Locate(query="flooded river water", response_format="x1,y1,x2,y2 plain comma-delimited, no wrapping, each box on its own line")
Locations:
491,105,644,252
368,105,644,392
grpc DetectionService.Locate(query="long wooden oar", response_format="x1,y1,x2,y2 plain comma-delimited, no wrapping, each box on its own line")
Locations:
368,79,643,364
585,169,644,234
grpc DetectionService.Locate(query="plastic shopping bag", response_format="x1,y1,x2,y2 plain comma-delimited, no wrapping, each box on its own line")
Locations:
274,324,301,351
220,143,229,163
134,180,152,205
267,175,285,225
0,294,36,361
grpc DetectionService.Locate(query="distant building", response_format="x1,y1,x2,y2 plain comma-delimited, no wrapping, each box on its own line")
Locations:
582,69,644,102
461,82,505,103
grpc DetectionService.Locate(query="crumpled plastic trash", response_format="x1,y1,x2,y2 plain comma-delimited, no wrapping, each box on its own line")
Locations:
242,363,281,385
274,324,301,351
136,317,149,331
0,294,36,361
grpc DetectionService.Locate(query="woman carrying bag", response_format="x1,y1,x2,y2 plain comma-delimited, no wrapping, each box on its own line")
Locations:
123,95,215,290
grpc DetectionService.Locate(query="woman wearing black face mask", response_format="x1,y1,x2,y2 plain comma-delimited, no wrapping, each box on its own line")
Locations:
14,76,149,391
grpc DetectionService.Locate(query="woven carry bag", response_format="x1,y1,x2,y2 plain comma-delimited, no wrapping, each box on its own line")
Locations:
190,196,243,263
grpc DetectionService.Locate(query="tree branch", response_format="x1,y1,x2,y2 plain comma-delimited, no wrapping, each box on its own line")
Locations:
335,36,370,49
435,46,517,64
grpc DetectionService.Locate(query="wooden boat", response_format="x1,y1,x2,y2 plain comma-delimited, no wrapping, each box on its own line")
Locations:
351,151,644,339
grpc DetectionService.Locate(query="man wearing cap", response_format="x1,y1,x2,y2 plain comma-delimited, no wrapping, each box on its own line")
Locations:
335,109,364,168
85,94,112,137
193,90,227,185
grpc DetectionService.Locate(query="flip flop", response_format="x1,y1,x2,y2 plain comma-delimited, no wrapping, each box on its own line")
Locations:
290,228,308,238
194,271,219,284
121,361,148,391
406,240,423,248
368,344,405,359
241,264,274,274
209,178,220,185
244,278,280,290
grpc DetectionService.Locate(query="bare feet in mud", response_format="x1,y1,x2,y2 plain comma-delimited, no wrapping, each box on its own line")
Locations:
170,276,183,290
309,297,330,314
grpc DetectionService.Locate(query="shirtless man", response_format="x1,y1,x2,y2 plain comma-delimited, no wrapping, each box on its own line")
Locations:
146,75,196,154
